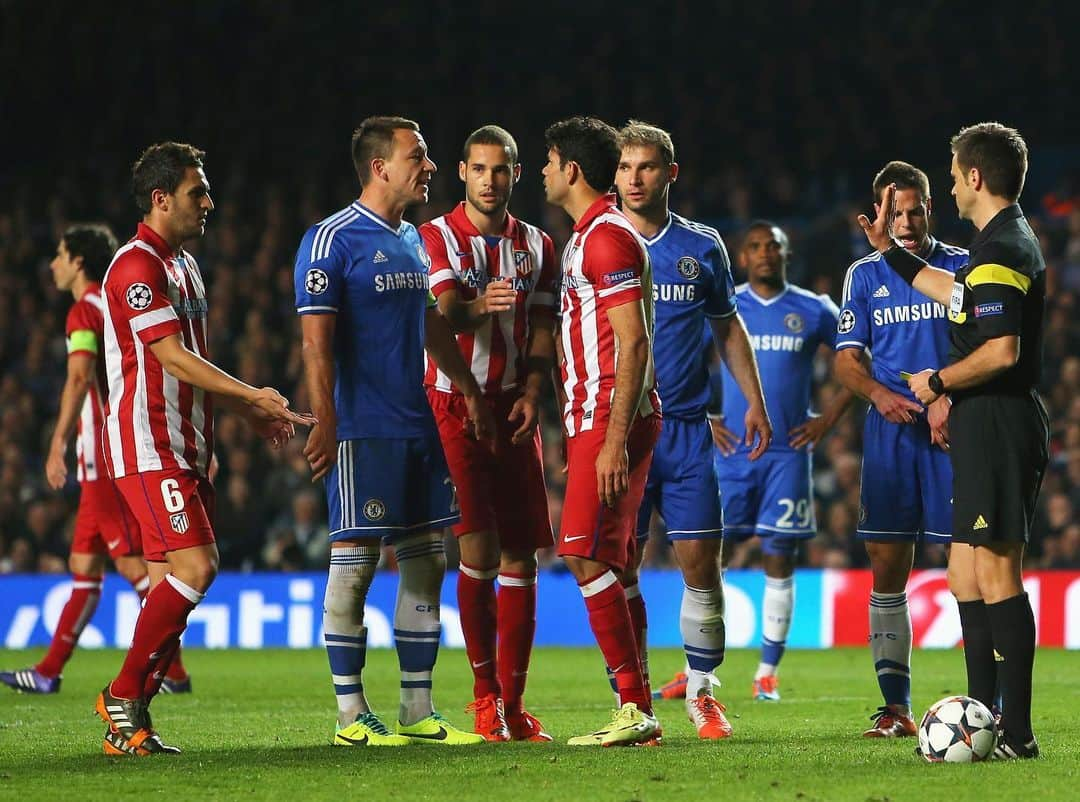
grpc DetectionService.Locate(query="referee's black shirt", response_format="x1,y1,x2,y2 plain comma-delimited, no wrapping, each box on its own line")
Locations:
946,204,1045,400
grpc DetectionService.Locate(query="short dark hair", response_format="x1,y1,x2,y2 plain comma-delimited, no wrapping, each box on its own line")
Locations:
873,160,930,203
131,142,206,214
544,116,619,193
463,125,518,165
617,120,675,167
62,224,118,282
745,219,790,251
951,122,1028,201
351,116,420,186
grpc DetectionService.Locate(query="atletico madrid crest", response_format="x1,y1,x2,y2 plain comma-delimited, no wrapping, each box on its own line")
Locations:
170,512,190,534
513,250,533,276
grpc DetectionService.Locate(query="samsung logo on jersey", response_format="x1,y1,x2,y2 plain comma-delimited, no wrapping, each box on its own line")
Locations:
872,302,946,327
374,272,429,292
653,283,697,303
749,334,804,352
173,298,208,319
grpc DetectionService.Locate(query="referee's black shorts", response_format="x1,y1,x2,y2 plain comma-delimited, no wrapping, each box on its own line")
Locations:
949,391,1049,545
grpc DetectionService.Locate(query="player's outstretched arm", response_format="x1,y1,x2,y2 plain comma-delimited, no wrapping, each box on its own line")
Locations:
708,315,772,460
599,300,650,506
425,307,496,447
45,351,96,489
857,183,954,305
437,281,517,333
299,314,338,481
149,334,315,430
508,308,556,445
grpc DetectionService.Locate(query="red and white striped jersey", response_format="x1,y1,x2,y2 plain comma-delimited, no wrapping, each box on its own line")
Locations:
101,223,214,478
420,203,557,396
559,194,659,437
65,283,108,482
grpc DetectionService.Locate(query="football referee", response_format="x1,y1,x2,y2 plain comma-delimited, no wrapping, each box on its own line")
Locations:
858,122,1047,759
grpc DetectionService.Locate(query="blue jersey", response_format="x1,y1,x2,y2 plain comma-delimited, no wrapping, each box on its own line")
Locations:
837,238,968,399
646,213,737,420
720,283,839,454
294,201,437,440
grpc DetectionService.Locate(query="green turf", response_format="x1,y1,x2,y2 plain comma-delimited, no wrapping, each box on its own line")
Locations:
0,647,1076,801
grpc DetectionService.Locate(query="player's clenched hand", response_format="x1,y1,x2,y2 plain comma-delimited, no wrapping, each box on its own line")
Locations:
45,445,67,490
303,418,337,482
251,417,295,450
857,183,897,253
508,393,539,445
789,415,828,450
464,392,497,452
744,404,773,461
869,385,923,424
927,394,951,451
595,441,629,508
908,369,942,406
709,417,740,456
478,279,516,315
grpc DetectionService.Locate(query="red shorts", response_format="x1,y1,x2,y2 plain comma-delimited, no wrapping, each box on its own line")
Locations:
428,388,554,551
558,414,661,571
115,469,216,562
71,479,142,559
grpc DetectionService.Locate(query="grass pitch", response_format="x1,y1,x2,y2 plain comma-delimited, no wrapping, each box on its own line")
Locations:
0,646,1077,802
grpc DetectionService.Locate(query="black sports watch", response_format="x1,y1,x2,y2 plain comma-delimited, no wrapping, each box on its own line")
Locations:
928,371,946,396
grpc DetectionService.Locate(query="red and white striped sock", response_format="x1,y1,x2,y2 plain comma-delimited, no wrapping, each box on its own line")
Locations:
457,562,499,700
579,570,651,714
35,574,102,678
496,570,537,716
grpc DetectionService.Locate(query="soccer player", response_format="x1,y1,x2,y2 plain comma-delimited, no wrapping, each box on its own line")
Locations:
711,222,854,702
613,122,771,740
419,125,556,742
296,116,492,748
94,142,312,756
542,116,661,746
859,123,1047,759
835,162,966,738
1,225,183,696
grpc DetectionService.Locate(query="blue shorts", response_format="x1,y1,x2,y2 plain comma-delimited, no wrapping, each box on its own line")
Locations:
326,435,460,542
714,448,815,555
636,417,724,541
857,409,952,543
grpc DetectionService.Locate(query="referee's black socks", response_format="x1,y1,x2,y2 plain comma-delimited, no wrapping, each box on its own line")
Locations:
987,592,1037,743
957,599,997,708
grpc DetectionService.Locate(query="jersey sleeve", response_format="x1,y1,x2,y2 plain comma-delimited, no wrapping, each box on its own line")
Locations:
295,226,346,315
964,242,1029,339
581,223,644,307
836,260,871,351
528,231,558,313
65,301,101,356
419,223,461,298
703,238,738,319
816,294,841,349
105,251,181,345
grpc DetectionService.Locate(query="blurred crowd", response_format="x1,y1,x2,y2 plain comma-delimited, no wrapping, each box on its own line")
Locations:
1,2,1078,575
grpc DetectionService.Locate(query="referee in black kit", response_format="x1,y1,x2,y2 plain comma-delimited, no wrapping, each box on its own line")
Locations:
858,122,1047,759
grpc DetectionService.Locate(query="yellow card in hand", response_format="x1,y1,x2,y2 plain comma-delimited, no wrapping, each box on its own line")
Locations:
899,371,913,381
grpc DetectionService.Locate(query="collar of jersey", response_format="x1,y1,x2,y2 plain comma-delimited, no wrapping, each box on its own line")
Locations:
352,201,405,237
640,214,674,246
573,193,619,233
136,222,177,260
450,202,518,240
744,282,791,306
969,203,1023,251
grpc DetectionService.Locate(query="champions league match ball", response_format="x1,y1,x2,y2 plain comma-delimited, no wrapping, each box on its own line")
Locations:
918,695,997,763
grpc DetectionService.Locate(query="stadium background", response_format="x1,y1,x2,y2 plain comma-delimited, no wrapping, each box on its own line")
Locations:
2,3,1080,647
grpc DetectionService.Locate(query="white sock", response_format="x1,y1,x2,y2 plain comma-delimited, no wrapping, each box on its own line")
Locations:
324,545,379,726
869,591,912,716
393,532,446,725
756,575,794,679
680,583,725,698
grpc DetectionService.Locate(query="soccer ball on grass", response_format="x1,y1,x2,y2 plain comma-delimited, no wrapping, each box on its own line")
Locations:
918,695,996,763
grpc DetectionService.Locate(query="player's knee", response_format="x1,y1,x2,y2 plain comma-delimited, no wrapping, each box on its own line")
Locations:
499,550,537,576
866,541,913,591
458,530,500,572
947,560,980,602
113,556,146,584
68,553,104,577
681,560,720,590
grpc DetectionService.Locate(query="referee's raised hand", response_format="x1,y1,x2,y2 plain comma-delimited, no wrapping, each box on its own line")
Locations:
857,183,897,253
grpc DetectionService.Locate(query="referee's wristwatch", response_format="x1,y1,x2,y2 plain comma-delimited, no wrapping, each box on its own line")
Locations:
928,371,946,396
